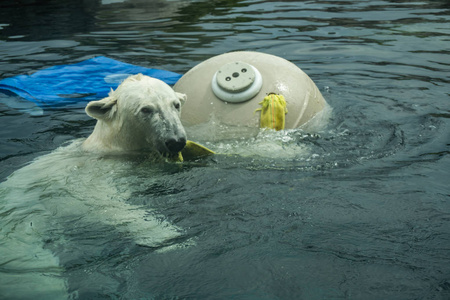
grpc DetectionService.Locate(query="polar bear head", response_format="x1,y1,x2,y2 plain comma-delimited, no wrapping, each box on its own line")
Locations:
83,74,187,156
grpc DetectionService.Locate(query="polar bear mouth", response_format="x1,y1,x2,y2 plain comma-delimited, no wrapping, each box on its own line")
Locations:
157,137,187,156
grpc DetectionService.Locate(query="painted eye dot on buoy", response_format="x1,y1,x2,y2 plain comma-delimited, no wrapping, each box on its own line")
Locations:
242,68,247,73
226,77,231,81
232,72,239,78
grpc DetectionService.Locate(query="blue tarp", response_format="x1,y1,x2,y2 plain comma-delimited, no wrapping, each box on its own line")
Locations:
0,56,182,107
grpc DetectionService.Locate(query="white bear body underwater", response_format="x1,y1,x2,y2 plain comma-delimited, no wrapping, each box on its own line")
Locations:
0,74,190,299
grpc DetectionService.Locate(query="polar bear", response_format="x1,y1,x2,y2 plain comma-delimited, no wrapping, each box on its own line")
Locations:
0,74,192,299
83,73,187,156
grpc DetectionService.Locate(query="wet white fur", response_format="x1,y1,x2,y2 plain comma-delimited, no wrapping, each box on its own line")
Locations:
83,74,187,154
0,74,190,299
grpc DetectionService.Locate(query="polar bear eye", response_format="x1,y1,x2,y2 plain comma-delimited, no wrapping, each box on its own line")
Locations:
173,102,181,110
140,106,154,114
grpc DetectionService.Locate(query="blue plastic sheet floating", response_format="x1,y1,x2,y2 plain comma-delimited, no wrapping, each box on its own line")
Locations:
0,56,182,108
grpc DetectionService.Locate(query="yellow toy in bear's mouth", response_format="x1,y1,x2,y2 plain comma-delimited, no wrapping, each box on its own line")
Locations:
171,140,215,162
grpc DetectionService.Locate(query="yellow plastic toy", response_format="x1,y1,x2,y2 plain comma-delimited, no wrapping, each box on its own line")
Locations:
256,93,288,131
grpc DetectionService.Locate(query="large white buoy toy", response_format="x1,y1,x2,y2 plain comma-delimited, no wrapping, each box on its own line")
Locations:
174,51,329,133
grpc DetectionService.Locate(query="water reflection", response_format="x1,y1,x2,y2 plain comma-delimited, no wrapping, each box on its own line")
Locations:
1,0,448,72
0,1,449,299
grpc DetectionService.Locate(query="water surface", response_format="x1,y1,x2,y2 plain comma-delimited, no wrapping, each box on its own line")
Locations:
0,0,449,299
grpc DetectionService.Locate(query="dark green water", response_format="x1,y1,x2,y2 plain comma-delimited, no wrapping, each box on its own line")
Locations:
0,1,449,299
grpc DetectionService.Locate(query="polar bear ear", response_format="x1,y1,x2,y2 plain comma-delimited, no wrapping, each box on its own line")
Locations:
85,96,118,120
176,92,187,105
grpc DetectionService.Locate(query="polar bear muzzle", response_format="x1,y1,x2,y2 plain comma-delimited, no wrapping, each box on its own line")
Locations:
165,137,187,153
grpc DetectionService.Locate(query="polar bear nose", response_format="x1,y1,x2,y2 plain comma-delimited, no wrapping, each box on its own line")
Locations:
165,137,186,153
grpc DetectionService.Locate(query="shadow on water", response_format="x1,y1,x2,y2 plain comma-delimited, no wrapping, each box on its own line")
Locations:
0,0,449,299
